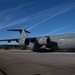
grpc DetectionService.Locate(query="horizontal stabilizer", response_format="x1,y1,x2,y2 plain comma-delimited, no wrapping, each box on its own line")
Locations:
7,28,30,33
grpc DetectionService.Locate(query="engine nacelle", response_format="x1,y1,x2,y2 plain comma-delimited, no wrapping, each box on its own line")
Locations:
37,37,51,45
18,38,30,45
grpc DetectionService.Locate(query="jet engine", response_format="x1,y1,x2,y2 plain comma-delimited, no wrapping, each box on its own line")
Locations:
18,37,51,52
37,37,51,45
18,38,30,45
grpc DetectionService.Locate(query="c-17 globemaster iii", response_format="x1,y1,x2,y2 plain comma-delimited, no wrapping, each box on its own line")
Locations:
0,28,75,52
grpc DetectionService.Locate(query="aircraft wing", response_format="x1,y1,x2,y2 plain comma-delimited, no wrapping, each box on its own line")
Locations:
0,38,19,43
28,37,36,42
0,38,36,43
0,28,51,51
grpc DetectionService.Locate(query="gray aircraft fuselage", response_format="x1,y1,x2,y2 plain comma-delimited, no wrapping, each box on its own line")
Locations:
48,34,75,50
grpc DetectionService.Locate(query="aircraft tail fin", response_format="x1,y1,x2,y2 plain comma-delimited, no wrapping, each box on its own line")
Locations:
7,28,30,38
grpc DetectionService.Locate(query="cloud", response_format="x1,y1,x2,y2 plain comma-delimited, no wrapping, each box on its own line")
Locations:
0,14,14,24
44,26,68,36
0,17,33,29
8,0,75,38
0,0,75,30
0,1,38,27
41,21,75,36
27,4,75,31
12,3,75,38
0,1,37,15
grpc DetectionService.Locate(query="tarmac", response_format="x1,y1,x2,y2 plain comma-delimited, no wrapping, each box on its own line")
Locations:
0,50,75,75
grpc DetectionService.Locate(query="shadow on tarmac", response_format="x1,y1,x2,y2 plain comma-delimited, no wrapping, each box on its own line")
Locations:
0,69,7,75
36,49,75,53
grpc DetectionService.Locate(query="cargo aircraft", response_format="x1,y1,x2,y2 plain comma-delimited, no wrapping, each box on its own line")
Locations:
0,28,75,52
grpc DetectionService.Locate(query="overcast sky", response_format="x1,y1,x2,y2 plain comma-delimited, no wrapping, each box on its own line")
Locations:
0,0,75,44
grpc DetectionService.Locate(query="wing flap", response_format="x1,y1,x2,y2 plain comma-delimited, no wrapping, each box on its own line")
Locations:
0,38,19,43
